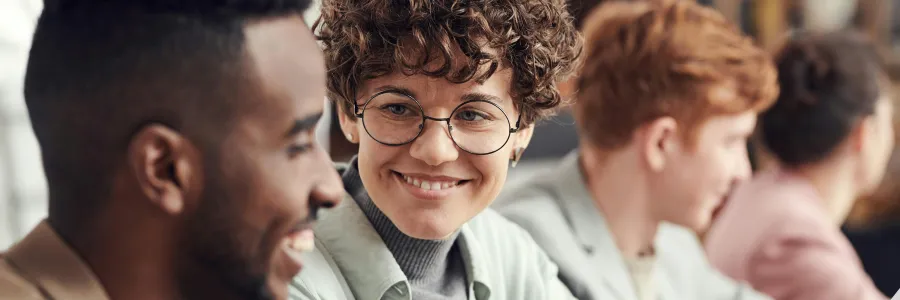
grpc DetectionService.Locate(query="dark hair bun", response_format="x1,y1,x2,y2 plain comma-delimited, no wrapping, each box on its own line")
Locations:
761,30,885,167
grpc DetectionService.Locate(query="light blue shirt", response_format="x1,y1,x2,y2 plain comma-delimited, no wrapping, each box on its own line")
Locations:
289,194,576,300
495,151,771,300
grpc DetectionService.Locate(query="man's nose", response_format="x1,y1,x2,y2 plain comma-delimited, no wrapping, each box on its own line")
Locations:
309,146,344,218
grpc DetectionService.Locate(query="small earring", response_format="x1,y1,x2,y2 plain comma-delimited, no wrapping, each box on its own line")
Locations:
510,147,526,168
346,134,354,141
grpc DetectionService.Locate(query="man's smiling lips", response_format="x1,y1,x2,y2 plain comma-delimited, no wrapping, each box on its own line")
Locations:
278,223,315,275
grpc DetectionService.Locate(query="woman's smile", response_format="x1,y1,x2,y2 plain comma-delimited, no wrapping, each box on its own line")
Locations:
392,170,471,201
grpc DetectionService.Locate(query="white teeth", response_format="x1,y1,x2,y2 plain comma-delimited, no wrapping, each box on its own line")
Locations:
287,230,315,253
401,174,459,191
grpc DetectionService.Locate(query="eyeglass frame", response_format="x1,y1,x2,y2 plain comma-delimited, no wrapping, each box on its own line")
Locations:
352,89,522,155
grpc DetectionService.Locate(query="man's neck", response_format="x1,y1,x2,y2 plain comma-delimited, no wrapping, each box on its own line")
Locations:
55,217,182,300
579,147,659,259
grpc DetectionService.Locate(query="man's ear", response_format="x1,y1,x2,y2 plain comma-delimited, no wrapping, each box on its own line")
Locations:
336,103,360,144
127,124,201,216
639,116,678,172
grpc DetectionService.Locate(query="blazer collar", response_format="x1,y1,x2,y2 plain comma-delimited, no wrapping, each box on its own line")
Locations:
549,151,638,300
4,220,109,300
315,193,494,300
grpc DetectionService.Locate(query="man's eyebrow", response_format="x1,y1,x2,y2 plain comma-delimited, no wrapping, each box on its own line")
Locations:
285,112,323,137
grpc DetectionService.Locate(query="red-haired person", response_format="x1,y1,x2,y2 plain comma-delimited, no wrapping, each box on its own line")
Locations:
496,1,777,299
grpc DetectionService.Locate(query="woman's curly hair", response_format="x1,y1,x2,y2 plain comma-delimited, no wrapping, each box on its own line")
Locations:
314,0,582,126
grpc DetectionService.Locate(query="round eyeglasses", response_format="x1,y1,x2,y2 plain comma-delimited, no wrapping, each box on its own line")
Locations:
354,90,521,155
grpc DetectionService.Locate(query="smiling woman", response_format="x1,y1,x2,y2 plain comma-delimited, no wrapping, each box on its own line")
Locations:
289,0,582,299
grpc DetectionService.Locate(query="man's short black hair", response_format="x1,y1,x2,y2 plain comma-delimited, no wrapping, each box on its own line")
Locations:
26,0,312,227
760,30,885,167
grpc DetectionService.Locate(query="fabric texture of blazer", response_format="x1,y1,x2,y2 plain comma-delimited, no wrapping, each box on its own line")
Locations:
494,151,771,300
290,162,577,300
0,220,110,300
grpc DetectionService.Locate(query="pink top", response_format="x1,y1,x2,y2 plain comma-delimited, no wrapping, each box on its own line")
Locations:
704,170,887,300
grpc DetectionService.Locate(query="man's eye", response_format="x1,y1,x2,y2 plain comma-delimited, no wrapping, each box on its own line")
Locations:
288,132,315,157
288,144,312,156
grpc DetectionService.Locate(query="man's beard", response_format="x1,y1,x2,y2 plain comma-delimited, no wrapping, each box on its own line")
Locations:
176,180,274,300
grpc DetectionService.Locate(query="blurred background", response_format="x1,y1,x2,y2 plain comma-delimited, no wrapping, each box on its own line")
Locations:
2,0,899,293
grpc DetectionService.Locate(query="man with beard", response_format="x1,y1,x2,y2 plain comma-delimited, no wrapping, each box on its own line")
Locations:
0,0,343,299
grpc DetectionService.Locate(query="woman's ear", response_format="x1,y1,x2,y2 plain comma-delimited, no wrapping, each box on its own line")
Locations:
509,123,535,165
336,102,360,144
849,115,873,155
512,123,535,151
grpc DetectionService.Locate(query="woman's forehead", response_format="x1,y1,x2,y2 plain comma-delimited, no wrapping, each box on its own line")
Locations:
360,69,515,106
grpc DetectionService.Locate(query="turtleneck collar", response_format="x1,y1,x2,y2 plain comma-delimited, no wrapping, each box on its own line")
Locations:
341,157,460,282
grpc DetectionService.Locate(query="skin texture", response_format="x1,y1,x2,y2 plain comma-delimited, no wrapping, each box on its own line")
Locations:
792,95,895,224
339,67,534,240
648,111,757,232
57,16,343,300
581,85,758,257
171,17,343,300
857,98,895,195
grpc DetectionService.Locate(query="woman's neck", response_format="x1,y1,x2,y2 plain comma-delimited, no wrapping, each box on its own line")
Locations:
788,162,859,226
342,157,460,282
355,194,459,281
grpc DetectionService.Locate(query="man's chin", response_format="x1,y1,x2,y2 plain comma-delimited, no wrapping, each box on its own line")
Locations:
266,278,290,300
689,215,714,233
668,212,711,233
267,247,303,300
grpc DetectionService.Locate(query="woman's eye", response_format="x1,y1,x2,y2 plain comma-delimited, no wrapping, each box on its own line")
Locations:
386,104,408,115
457,110,486,121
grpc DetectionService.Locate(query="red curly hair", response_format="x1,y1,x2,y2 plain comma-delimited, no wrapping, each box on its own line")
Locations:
576,0,779,149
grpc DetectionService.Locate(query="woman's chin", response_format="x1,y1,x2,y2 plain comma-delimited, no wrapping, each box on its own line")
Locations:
394,219,460,240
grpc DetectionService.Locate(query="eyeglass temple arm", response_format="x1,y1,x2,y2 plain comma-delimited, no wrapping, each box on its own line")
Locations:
510,115,522,133
353,102,364,118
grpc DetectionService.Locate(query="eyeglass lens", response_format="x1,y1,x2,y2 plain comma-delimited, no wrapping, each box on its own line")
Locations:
360,91,513,154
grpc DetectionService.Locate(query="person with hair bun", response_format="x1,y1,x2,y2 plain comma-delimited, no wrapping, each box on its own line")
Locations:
0,1,343,299
705,30,893,300
290,0,582,299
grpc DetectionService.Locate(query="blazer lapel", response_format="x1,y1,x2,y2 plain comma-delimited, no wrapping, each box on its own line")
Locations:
551,152,638,300
5,221,110,300
654,268,676,300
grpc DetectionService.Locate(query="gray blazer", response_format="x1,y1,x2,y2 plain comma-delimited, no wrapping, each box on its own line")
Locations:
494,151,771,300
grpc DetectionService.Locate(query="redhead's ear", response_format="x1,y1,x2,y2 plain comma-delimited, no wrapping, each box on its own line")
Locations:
637,116,678,172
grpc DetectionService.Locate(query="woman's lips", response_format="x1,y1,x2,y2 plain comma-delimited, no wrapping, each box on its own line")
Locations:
392,171,470,200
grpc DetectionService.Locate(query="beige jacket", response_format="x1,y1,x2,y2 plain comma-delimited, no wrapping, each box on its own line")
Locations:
0,221,110,300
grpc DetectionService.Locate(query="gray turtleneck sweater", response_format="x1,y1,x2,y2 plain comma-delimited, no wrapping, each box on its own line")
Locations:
342,159,468,300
